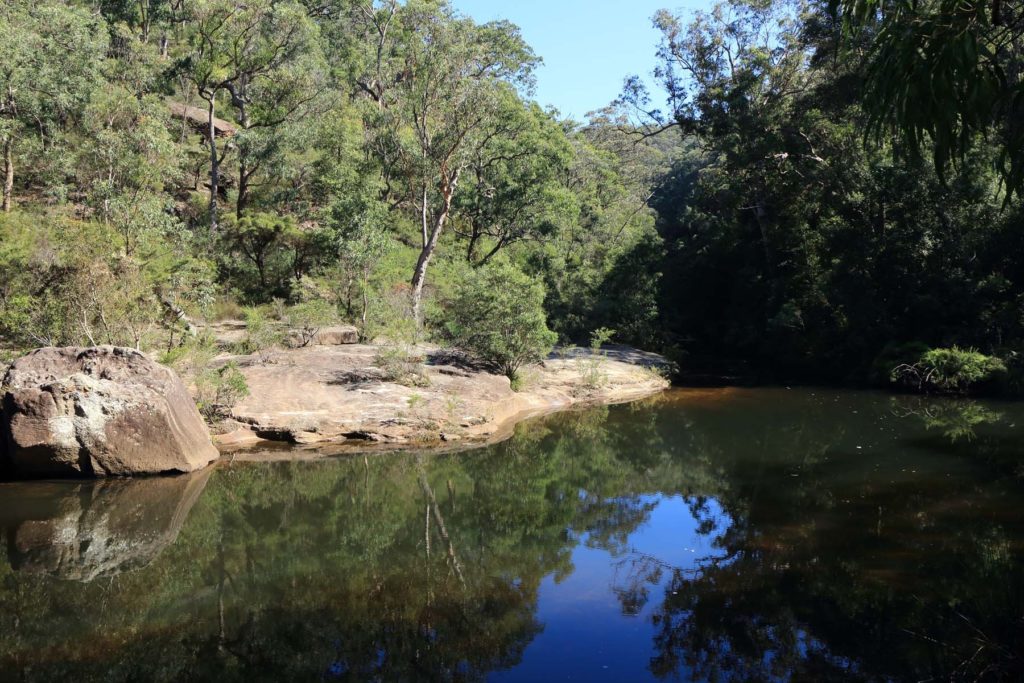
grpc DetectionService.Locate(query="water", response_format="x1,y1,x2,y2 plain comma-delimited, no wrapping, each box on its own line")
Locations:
1,388,1023,682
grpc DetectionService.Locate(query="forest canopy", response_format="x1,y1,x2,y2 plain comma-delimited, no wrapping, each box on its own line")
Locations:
0,0,1022,391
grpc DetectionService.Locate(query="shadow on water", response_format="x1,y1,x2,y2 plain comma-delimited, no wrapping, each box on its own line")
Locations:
0,388,1022,681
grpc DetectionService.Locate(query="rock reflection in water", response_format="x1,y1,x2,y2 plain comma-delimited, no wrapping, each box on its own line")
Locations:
1,469,212,581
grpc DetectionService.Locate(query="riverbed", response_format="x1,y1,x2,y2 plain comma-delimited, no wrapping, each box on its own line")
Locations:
1,387,1022,681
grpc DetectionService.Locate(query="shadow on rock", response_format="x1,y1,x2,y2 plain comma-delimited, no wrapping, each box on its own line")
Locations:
0,467,213,582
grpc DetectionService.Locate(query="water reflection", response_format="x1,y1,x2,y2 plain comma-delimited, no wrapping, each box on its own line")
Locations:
0,389,1022,681
1,470,211,581
891,394,1005,441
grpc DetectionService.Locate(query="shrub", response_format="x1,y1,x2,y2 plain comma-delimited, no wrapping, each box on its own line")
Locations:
237,307,282,360
159,332,218,380
195,362,250,420
578,327,616,390
287,300,337,347
375,342,429,387
207,296,244,322
443,261,557,381
890,346,1006,394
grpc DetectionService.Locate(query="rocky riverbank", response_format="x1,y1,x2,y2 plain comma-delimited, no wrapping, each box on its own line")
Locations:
211,343,671,452
1,342,672,478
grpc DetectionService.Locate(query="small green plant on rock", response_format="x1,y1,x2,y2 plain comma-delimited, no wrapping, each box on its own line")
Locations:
406,392,426,415
376,343,429,387
287,300,337,347
160,332,219,381
578,327,616,391
443,394,466,428
195,362,250,421
237,307,282,361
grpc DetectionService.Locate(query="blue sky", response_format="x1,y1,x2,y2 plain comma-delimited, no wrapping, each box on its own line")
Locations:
452,1,706,121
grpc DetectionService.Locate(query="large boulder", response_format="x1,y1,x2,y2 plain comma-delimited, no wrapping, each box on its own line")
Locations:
0,346,219,477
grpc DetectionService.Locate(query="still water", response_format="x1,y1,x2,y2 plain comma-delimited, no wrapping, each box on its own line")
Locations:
1,388,1023,682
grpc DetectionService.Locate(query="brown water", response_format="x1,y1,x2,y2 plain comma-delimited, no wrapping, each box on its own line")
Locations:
1,388,1023,681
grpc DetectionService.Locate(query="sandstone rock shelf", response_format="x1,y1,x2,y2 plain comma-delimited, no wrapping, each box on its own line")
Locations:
211,344,671,454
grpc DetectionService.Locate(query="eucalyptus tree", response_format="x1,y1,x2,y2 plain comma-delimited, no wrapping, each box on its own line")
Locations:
177,0,323,232
350,0,539,324
97,0,183,51
630,0,827,316
0,1,107,212
225,4,326,219
832,0,1024,197
455,97,577,266
76,86,182,255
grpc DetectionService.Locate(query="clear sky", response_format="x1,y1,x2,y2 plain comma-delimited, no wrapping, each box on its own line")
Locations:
452,1,705,121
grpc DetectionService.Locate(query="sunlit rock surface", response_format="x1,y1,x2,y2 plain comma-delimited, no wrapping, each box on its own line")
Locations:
212,344,671,449
0,346,219,477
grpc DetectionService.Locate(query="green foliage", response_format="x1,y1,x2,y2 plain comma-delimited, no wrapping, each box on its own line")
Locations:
237,307,281,359
0,0,668,362
159,332,219,381
0,0,108,209
891,346,1007,394
590,327,616,351
0,211,211,350
637,0,1024,387
443,261,557,381
75,87,182,254
374,342,429,388
219,213,312,301
833,0,1024,198
195,361,249,420
577,327,616,391
286,300,337,347
327,187,392,325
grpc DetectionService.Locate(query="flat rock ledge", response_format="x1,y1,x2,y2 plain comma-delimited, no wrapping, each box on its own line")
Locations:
1,346,219,478
213,344,671,453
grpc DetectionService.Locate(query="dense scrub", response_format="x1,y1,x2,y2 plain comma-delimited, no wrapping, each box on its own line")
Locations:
0,0,667,369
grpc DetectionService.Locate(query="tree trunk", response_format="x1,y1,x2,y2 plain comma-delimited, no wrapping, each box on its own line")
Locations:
410,220,442,326
228,83,251,220
2,136,13,213
256,256,266,289
466,227,479,263
236,167,250,219
411,170,460,326
205,96,219,234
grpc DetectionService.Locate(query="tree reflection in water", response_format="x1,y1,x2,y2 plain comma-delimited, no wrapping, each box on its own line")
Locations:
616,390,1024,681
0,388,1023,681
